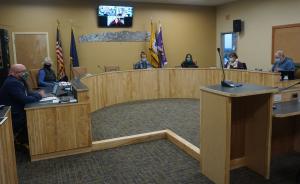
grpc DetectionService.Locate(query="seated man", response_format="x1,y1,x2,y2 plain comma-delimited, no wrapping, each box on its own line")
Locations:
224,52,246,70
181,53,198,68
38,57,57,88
272,50,295,72
134,51,152,69
0,64,45,145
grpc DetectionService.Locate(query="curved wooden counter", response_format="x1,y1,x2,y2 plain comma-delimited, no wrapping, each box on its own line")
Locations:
81,68,287,112
0,107,18,184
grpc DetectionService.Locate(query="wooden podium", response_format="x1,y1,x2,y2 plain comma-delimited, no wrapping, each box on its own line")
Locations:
200,84,277,184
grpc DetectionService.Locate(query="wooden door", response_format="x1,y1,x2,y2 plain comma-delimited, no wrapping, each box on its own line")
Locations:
272,23,300,64
12,32,49,70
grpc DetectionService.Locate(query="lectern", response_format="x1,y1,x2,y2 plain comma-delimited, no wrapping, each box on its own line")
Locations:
200,84,277,184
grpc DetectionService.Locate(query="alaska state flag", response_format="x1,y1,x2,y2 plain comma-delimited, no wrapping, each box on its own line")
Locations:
156,24,167,67
70,29,79,67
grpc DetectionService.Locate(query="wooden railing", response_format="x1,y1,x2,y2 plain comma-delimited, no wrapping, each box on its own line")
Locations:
81,68,292,112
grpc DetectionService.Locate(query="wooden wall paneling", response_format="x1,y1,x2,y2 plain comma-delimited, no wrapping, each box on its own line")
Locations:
294,116,300,152
200,91,231,184
136,70,158,100
131,70,143,101
158,69,170,98
27,108,57,155
26,103,91,157
55,104,91,151
271,117,296,157
81,76,101,112
115,72,133,104
230,98,246,159
0,110,18,184
244,94,272,179
82,69,283,113
103,73,120,107
96,75,106,109
75,90,90,103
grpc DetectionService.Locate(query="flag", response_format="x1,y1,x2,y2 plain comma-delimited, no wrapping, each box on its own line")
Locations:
149,21,160,68
56,27,68,81
70,29,79,67
156,23,167,67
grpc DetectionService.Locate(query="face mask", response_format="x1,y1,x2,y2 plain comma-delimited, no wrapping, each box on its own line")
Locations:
275,58,281,63
141,58,147,62
186,58,191,62
44,64,51,69
21,71,29,81
229,58,235,62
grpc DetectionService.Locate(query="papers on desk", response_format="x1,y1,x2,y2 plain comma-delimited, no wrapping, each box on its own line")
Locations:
40,97,60,104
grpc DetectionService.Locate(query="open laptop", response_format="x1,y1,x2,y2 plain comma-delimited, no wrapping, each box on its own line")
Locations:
43,83,59,97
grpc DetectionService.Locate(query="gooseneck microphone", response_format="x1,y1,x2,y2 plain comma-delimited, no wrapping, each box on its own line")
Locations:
217,48,226,82
217,48,242,88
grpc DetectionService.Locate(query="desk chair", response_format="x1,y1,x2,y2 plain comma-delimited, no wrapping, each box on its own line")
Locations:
28,69,39,89
104,65,120,72
72,67,87,78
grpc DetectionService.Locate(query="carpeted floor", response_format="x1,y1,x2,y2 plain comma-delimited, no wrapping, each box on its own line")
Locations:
16,99,300,184
91,99,200,146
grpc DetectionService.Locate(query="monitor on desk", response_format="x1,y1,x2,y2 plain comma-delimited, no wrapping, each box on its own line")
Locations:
280,70,295,80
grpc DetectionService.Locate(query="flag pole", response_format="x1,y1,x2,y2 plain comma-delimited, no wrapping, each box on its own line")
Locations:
70,27,73,80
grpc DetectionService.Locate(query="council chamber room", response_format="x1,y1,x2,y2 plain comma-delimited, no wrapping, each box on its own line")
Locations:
1,0,300,183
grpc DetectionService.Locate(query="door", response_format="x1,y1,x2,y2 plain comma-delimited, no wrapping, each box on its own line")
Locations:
12,32,49,70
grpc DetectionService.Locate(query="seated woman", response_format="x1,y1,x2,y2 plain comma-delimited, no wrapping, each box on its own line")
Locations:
38,57,57,88
181,54,198,68
224,52,247,70
134,51,152,69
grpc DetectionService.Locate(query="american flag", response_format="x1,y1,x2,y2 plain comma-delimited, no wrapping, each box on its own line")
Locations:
56,27,67,81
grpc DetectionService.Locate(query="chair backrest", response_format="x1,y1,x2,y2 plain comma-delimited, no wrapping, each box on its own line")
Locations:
29,69,40,89
242,63,247,70
72,67,87,78
104,65,120,72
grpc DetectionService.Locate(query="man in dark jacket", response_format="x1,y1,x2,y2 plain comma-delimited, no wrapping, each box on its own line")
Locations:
0,64,45,144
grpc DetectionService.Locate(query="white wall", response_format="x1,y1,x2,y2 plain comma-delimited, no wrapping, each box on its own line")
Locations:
217,0,300,70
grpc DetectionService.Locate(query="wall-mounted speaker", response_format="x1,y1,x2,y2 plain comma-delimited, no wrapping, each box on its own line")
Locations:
233,19,242,32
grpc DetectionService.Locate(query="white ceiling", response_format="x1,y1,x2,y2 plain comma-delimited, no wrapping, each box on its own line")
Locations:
114,0,238,6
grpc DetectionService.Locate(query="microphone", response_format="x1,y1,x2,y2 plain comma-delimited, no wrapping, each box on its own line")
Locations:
217,48,226,82
217,48,242,88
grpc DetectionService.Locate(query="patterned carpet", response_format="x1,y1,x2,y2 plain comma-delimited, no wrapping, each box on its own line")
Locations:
16,99,300,184
92,99,200,145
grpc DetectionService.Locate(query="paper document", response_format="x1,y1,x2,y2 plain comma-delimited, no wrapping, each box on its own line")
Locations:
40,97,59,102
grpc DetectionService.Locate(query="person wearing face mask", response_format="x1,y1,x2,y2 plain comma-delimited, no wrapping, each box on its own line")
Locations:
181,53,198,68
134,51,152,69
224,52,246,70
272,50,295,72
0,64,45,146
38,57,57,88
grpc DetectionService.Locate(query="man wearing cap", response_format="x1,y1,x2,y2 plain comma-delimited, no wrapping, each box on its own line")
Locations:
38,57,57,88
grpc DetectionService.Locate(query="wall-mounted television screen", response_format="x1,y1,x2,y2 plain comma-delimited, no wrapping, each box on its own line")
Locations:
98,5,133,28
